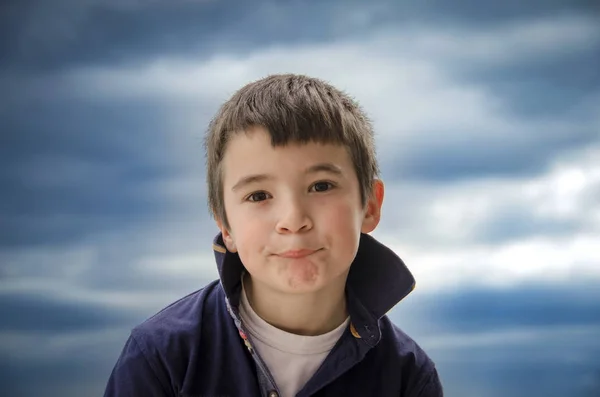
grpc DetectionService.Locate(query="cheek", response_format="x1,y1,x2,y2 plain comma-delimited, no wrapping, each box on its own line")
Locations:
228,208,270,255
230,224,262,271
319,198,364,229
232,220,263,246
318,202,362,265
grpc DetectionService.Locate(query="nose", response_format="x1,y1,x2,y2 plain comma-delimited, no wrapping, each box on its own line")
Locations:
275,197,313,234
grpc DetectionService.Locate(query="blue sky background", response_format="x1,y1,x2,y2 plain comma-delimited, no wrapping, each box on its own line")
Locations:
1,1,599,396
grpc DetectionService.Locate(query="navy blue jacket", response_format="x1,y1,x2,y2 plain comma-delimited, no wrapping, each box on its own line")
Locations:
104,233,443,396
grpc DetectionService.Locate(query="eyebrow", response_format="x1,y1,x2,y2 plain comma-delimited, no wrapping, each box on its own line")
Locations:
231,174,274,192
305,162,343,176
231,162,343,192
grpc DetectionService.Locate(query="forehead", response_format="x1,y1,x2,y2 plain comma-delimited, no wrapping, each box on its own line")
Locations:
221,127,353,181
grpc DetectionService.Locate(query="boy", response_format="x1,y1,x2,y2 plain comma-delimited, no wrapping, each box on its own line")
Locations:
104,74,443,396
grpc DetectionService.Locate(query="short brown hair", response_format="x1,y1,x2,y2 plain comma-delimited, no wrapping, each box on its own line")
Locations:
204,74,380,228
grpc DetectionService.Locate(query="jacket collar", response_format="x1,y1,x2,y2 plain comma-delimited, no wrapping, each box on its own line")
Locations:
212,232,415,346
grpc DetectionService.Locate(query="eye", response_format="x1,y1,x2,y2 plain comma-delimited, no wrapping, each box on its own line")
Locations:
310,181,335,193
246,191,271,202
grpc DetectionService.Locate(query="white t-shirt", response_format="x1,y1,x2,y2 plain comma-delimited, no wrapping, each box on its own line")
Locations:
239,279,350,397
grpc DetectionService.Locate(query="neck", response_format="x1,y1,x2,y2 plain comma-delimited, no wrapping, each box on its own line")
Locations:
243,272,349,336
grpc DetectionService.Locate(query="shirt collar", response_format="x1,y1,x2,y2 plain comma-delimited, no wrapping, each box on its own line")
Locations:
212,232,415,345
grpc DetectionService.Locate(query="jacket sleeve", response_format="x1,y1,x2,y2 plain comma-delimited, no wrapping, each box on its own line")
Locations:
414,366,443,397
103,333,173,397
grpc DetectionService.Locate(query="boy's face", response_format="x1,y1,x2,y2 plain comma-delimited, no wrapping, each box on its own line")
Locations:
217,126,383,295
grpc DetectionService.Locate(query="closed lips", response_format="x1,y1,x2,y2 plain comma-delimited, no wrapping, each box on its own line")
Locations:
277,249,320,258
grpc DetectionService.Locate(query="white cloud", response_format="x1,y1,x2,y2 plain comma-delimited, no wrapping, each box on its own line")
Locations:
387,144,600,239
0,221,220,312
135,251,217,282
392,233,600,293
376,145,600,292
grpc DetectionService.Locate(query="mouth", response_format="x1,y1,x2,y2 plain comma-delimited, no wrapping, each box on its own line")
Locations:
276,248,321,259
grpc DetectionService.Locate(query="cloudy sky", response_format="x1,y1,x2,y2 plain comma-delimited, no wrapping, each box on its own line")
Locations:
1,1,599,396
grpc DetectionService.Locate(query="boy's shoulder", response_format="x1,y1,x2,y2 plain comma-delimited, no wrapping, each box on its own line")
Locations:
380,315,433,364
374,315,442,393
130,279,224,351
103,280,250,396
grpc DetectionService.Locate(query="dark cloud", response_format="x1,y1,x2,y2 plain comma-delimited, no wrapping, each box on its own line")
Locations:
2,0,597,72
390,285,600,335
1,0,324,72
451,43,600,119
381,126,596,182
405,0,599,24
0,292,138,333
0,94,210,248
0,327,129,397
0,360,112,397
437,354,600,397
0,290,140,396
0,0,225,72
390,286,600,397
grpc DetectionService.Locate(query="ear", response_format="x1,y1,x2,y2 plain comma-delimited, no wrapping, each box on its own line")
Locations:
361,179,384,234
215,218,238,253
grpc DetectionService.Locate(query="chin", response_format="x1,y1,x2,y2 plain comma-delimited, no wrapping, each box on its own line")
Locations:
281,266,347,294
278,275,321,292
